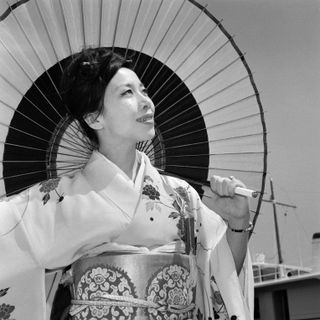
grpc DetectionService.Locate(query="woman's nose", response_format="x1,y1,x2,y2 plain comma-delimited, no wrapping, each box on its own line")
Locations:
141,97,154,112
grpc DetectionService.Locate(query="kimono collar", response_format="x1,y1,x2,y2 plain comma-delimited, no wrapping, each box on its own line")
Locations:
82,150,145,220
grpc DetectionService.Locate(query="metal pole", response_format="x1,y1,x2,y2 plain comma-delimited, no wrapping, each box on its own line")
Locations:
270,178,284,264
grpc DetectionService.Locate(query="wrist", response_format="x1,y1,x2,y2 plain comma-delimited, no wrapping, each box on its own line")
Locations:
228,213,250,229
228,217,253,233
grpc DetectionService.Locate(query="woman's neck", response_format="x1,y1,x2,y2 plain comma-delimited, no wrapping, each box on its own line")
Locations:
98,142,137,179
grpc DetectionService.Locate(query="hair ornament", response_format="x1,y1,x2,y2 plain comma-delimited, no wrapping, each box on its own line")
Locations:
79,60,100,81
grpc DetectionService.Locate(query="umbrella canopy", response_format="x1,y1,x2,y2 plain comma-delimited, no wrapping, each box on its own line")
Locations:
0,0,267,225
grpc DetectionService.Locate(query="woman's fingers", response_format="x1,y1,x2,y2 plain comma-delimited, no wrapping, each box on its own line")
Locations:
210,175,245,197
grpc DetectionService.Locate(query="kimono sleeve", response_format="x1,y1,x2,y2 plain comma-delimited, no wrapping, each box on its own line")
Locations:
195,198,254,320
0,192,46,320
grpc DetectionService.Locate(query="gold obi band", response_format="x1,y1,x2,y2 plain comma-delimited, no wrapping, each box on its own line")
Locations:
68,253,196,319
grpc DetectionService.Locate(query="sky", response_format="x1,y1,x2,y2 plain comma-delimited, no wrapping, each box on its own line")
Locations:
197,0,320,267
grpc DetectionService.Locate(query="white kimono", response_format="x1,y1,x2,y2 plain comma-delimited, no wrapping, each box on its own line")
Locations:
0,150,253,320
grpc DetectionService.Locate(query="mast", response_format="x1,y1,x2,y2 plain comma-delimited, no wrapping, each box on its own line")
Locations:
262,177,297,265
270,178,283,264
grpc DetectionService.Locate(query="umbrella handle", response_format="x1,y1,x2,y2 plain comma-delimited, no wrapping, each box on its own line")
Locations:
158,170,259,198
234,187,259,198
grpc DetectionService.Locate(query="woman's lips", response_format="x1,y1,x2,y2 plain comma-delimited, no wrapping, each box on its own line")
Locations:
136,114,154,124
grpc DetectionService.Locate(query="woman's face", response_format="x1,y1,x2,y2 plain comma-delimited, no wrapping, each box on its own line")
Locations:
97,67,155,145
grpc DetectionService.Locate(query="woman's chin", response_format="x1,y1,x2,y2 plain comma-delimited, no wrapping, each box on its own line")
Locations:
138,130,155,143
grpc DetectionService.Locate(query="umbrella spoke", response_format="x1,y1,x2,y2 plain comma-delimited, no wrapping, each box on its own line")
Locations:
159,94,257,136
139,0,186,81
0,100,55,136
164,163,263,174
156,75,250,129
0,41,86,145
147,2,207,89
162,112,262,144
139,139,155,156
155,51,243,120
58,0,72,54
124,0,143,58
149,151,265,163
0,71,58,126
150,19,222,100
0,111,90,157
0,140,91,160
0,159,86,165
34,0,87,138
34,0,63,73
8,7,65,119
140,136,158,155
112,0,123,51
133,0,164,70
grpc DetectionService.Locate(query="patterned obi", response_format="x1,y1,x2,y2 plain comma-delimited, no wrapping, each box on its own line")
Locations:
68,253,196,320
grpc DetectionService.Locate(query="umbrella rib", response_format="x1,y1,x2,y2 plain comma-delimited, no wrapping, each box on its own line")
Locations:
8,7,66,120
49,149,91,160
58,0,95,143
149,112,262,157
58,0,73,54
149,151,264,162
138,3,209,153
0,141,46,152
50,142,92,158
133,0,164,70
139,139,154,155
50,163,85,171
147,131,265,157
157,75,250,130
164,164,263,174
160,112,262,144
140,0,187,80
150,19,223,100
0,100,57,136
124,0,143,58
0,72,62,133
155,51,243,120
57,138,92,156
0,166,79,183
159,94,257,137
0,159,87,165
0,169,47,181
161,132,264,151
147,2,207,89
53,117,96,154
80,0,86,46
156,64,248,122
54,0,92,139
98,0,103,46
0,122,48,143
34,0,63,73
0,83,87,151
0,140,90,159
112,0,123,50
0,41,84,147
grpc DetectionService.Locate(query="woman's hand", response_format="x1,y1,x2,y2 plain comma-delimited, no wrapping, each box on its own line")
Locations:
203,175,250,222
202,175,251,274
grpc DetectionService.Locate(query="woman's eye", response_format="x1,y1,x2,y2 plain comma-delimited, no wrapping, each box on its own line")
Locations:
122,89,133,96
142,88,149,96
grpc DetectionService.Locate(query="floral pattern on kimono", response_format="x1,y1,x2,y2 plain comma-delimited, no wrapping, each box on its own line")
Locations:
0,150,253,320
141,175,194,249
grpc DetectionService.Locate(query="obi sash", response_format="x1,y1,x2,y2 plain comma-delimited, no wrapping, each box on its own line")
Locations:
68,253,196,319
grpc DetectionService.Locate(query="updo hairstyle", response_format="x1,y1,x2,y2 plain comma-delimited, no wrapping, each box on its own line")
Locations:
60,47,132,146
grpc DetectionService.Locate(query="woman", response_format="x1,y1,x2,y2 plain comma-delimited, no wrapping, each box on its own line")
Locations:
0,48,253,320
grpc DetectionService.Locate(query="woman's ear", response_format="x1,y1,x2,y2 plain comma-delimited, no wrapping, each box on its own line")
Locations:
84,112,104,130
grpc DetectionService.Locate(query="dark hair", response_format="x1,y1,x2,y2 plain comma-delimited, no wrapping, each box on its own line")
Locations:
60,47,132,146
